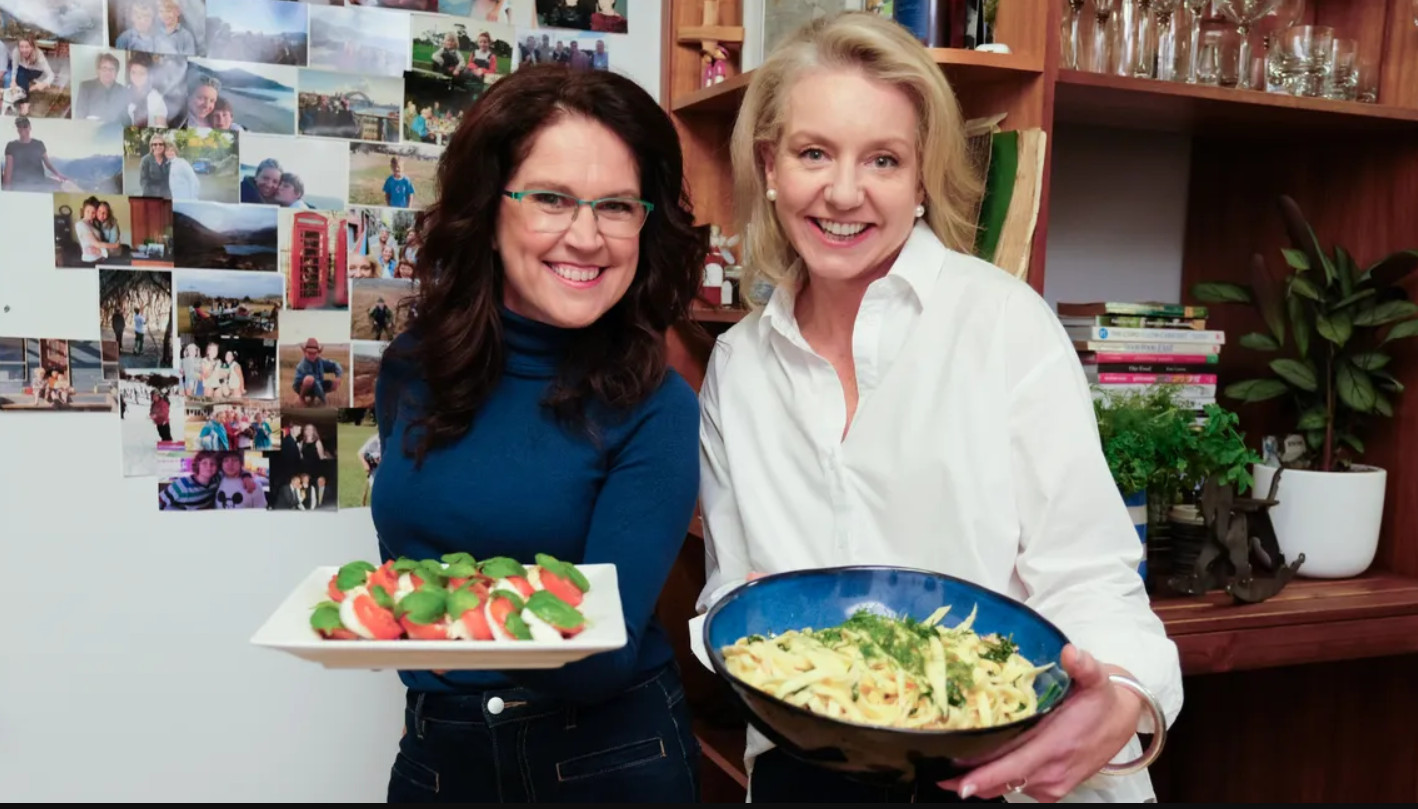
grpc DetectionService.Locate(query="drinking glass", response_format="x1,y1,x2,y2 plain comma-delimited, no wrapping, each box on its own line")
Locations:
1275,24,1333,97
1091,0,1121,73
1355,57,1378,103
1062,0,1087,69
1257,0,1305,91
1151,0,1183,80
1324,38,1358,100
1181,0,1211,82
1215,0,1284,89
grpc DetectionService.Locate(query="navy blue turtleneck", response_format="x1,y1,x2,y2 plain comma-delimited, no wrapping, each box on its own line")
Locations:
369,307,700,704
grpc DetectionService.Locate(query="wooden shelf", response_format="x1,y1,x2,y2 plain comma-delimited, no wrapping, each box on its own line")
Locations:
676,25,744,44
671,48,1042,114
689,303,749,323
1153,572,1418,675
1055,69,1418,135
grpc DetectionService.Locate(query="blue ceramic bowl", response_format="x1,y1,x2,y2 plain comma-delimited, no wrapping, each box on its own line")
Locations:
703,566,1074,784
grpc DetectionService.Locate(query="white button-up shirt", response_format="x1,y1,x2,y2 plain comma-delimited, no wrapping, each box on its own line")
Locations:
689,221,1183,803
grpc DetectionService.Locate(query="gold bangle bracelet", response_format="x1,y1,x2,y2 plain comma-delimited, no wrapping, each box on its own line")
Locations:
1098,673,1168,776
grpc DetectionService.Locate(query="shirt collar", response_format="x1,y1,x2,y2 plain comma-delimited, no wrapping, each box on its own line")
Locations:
758,220,948,340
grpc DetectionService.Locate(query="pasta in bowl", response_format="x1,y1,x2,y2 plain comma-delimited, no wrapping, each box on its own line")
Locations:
703,566,1073,783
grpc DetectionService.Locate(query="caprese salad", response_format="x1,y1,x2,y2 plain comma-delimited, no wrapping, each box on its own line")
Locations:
310,552,592,642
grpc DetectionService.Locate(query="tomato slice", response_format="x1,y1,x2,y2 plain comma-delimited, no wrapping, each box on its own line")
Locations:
321,627,358,640
507,576,535,598
458,606,494,640
488,596,517,638
368,561,399,596
539,570,584,607
400,616,448,640
351,593,403,640
327,575,346,603
448,576,470,590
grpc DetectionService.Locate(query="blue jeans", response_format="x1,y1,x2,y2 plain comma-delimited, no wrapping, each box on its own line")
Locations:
388,663,700,803
751,748,1001,803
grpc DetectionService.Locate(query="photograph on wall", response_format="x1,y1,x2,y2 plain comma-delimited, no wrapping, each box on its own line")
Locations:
337,407,379,508
122,126,240,201
1,39,72,118
1,115,123,193
239,131,348,209
175,269,282,343
108,0,206,57
536,0,628,34
271,406,339,511
172,201,278,271
349,0,436,10
518,28,609,70
0,0,107,47
440,0,511,21
401,71,477,146
351,277,414,341
0,337,113,411
69,46,188,128
268,450,337,511
185,59,297,135
183,397,279,451
100,269,174,371
280,338,349,409
179,334,276,401
347,205,418,279
117,372,183,476
158,449,270,510
347,141,440,211
280,208,349,311
52,192,174,268
349,339,383,408
307,4,409,79
410,14,515,90
297,69,402,144
203,0,308,67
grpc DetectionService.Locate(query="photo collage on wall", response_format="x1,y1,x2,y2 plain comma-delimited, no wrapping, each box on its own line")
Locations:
0,0,633,513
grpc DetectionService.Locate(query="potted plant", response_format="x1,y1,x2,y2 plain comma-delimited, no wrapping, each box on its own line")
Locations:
1191,195,1418,578
1092,384,1199,580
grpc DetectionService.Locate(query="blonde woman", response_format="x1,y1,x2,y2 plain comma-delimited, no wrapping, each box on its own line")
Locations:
6,38,55,117
691,12,1182,804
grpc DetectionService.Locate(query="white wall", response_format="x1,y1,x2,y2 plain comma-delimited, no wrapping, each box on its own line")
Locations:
0,0,663,802
1041,124,1193,308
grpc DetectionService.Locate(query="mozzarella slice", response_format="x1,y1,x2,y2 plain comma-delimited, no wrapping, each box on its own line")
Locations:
521,607,563,642
337,586,378,640
526,566,545,591
394,573,418,601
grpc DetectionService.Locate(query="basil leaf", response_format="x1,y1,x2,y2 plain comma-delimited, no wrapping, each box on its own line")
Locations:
392,557,422,573
310,601,343,633
335,560,376,591
416,560,447,586
447,586,482,619
491,589,524,612
401,588,448,625
371,584,394,610
535,553,590,592
504,610,533,641
480,557,527,580
441,562,476,579
527,590,586,630
441,552,477,567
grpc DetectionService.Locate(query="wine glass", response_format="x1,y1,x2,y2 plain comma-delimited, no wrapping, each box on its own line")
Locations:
1151,0,1182,81
1181,0,1210,83
1062,0,1087,69
1091,0,1121,73
1215,0,1284,89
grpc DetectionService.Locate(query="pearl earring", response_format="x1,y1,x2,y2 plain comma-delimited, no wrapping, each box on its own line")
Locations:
766,188,778,202
915,204,925,218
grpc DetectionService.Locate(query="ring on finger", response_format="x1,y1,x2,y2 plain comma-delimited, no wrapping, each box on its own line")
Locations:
1005,778,1028,795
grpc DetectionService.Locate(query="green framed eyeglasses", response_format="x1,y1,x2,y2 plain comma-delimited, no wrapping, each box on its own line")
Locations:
503,189,654,238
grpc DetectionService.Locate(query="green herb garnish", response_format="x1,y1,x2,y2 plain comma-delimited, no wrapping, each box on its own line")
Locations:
526,590,585,630
480,556,527,580
981,635,1018,664
535,553,590,592
310,601,343,633
335,560,376,591
371,584,394,610
446,585,481,619
400,587,448,625
503,610,533,640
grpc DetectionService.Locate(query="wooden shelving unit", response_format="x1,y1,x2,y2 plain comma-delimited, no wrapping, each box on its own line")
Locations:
658,0,1418,803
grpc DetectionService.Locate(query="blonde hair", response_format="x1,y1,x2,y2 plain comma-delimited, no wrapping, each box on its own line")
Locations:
731,11,983,302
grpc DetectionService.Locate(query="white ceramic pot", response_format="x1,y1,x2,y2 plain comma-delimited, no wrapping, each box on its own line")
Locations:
1251,463,1387,579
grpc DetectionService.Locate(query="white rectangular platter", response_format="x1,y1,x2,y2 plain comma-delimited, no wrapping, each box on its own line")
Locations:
250,564,626,670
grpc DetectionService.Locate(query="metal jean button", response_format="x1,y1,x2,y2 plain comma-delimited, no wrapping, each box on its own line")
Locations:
487,696,505,715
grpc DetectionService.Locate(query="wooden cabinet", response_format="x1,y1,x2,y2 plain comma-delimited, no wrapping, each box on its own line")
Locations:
655,0,1418,802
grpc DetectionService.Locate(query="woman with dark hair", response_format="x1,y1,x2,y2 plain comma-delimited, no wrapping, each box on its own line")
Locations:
371,63,707,803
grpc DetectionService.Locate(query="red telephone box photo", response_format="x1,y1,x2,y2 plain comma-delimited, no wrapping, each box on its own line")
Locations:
284,211,349,310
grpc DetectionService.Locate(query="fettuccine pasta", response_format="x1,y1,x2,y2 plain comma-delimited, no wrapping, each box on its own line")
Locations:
721,605,1059,731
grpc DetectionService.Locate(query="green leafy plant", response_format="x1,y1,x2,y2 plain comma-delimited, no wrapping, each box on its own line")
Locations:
1188,403,1263,495
1192,195,1418,472
1093,385,1199,498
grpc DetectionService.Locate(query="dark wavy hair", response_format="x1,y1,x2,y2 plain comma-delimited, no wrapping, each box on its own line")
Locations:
387,63,705,466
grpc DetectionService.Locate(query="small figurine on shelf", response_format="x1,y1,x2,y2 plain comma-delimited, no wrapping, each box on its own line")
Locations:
697,0,736,88
701,224,742,308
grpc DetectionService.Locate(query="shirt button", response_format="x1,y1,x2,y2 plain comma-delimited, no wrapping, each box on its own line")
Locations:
487,696,505,715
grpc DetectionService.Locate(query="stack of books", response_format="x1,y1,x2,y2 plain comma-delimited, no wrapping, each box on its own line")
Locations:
1055,300,1223,416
